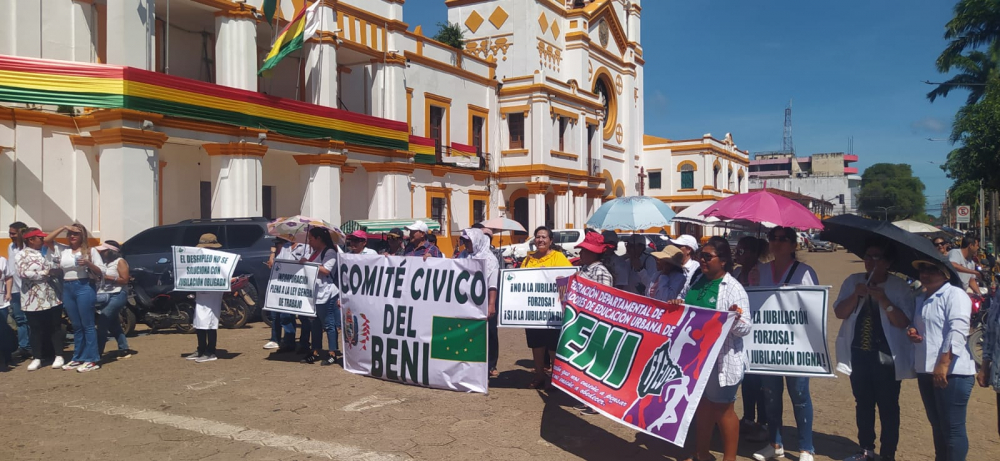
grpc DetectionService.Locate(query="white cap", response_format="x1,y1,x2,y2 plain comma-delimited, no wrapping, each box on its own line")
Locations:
405,220,429,233
669,234,699,251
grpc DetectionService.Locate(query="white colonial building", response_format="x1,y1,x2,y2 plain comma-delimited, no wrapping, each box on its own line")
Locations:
0,0,746,255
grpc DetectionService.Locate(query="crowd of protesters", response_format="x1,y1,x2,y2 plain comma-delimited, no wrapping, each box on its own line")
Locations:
0,218,990,461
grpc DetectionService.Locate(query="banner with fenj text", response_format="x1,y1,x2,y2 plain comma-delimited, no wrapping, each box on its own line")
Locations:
745,286,833,377
498,267,579,329
338,254,489,393
171,246,239,292
554,275,735,446
263,261,320,317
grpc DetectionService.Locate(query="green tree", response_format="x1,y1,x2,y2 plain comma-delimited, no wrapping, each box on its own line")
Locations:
856,164,927,221
937,0,1000,69
942,80,1000,190
927,48,999,105
433,22,464,49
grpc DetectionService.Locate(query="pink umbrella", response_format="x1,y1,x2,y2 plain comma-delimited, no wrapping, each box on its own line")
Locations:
699,190,823,230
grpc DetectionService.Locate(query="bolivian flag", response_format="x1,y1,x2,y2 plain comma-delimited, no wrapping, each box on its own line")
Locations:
258,0,322,77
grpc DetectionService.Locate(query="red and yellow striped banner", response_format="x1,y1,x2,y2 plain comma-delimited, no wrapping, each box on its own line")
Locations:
409,135,437,164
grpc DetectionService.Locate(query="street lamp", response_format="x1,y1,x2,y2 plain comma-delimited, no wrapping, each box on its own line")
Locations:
876,205,897,221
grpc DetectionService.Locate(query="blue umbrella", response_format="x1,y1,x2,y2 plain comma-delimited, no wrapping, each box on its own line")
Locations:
586,196,676,231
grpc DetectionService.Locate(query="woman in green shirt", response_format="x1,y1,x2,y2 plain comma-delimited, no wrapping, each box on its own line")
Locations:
677,236,752,461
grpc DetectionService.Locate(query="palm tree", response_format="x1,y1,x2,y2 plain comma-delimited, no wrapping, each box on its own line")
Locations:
937,0,1000,69
927,48,1000,105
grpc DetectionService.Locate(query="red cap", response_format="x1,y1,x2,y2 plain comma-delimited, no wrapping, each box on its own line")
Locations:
577,232,607,255
348,230,368,240
23,229,47,239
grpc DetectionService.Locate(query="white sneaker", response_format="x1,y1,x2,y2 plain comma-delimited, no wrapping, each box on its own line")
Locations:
26,359,41,371
51,356,64,369
62,360,83,370
753,445,785,461
77,362,100,373
185,352,201,361
263,341,279,349
800,453,814,461
195,354,217,363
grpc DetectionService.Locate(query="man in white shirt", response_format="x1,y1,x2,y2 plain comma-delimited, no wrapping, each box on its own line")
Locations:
669,234,702,291
948,235,981,293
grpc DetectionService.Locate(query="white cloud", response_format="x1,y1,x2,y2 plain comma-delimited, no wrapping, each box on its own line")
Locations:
910,117,949,134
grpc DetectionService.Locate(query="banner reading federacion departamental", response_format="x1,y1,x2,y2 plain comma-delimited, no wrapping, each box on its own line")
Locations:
338,254,489,393
171,246,239,292
263,261,320,317
498,267,579,329
745,286,833,377
553,275,735,446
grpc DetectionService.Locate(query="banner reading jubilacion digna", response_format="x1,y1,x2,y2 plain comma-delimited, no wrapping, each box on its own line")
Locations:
553,275,735,446
338,254,490,394
745,286,833,377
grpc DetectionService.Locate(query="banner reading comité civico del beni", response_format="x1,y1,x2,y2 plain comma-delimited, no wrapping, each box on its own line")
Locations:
553,275,735,446
338,254,490,394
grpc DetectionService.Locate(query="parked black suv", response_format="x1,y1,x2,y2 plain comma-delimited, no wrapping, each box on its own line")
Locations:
120,217,274,321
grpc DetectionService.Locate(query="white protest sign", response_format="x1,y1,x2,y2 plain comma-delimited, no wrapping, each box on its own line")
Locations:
338,254,489,393
171,246,239,292
263,261,320,317
745,286,834,377
497,267,578,329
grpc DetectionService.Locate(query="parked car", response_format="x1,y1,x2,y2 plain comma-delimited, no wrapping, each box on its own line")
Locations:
120,217,273,322
807,236,836,252
501,229,632,259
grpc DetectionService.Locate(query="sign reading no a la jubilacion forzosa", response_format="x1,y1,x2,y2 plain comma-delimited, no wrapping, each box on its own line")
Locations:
338,254,490,394
553,275,735,446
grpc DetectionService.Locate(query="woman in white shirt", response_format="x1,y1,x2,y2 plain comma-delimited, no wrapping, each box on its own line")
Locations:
833,239,915,461
753,226,819,461
44,224,105,373
301,227,341,366
95,241,132,358
908,259,976,461
16,228,65,371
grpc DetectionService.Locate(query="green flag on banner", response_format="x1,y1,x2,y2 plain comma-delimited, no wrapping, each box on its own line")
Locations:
431,317,487,362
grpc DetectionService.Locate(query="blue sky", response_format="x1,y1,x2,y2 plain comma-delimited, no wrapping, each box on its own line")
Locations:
402,1,966,215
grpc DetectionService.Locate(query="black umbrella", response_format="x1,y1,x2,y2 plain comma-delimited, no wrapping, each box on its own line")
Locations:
820,214,962,287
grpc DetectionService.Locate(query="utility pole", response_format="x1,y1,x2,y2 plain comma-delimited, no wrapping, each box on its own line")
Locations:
980,180,986,240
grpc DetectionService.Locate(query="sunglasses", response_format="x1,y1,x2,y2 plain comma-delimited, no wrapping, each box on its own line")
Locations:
934,241,947,247
67,232,82,237
698,251,718,261
770,234,793,242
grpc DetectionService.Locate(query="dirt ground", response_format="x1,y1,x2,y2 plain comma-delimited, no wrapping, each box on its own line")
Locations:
1,251,998,460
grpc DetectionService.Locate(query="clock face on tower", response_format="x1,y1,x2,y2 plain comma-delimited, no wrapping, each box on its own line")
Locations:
598,20,609,48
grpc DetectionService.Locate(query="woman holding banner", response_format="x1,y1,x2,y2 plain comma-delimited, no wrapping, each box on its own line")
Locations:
833,239,914,461
676,236,751,461
459,228,500,378
733,236,769,442
521,226,573,389
753,226,819,461
300,227,341,366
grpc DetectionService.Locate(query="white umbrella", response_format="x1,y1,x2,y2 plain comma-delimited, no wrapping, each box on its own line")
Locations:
892,219,941,234
479,217,526,232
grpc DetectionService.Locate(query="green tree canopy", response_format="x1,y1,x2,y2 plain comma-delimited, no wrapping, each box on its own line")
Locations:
856,163,927,221
433,22,465,49
943,79,1000,190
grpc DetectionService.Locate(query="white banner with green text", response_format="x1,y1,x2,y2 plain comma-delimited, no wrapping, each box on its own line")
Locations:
338,254,489,393
263,260,320,317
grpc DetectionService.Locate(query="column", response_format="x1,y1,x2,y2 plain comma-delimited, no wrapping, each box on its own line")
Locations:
8,112,46,227
105,0,155,70
304,5,338,108
295,153,346,225
526,181,549,232
571,186,589,229
364,163,415,220
0,0,41,57
589,190,603,218
93,127,168,241
552,184,570,229
204,142,266,219
382,53,408,123
215,9,259,91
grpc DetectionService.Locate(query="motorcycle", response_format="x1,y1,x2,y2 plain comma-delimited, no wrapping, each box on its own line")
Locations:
128,267,196,333
220,274,253,329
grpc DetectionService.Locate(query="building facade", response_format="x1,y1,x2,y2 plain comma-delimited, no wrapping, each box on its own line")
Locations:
748,151,860,215
0,0,745,255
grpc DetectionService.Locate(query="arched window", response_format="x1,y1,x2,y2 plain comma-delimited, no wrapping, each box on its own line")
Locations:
681,164,694,189
713,164,721,189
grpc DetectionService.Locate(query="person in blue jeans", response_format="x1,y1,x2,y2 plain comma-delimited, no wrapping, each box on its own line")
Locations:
300,227,340,366
8,221,31,357
264,238,301,353
753,226,819,461
909,259,976,461
45,224,105,373
94,241,131,357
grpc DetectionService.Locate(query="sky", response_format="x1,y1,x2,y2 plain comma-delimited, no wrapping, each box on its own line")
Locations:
402,0,967,215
